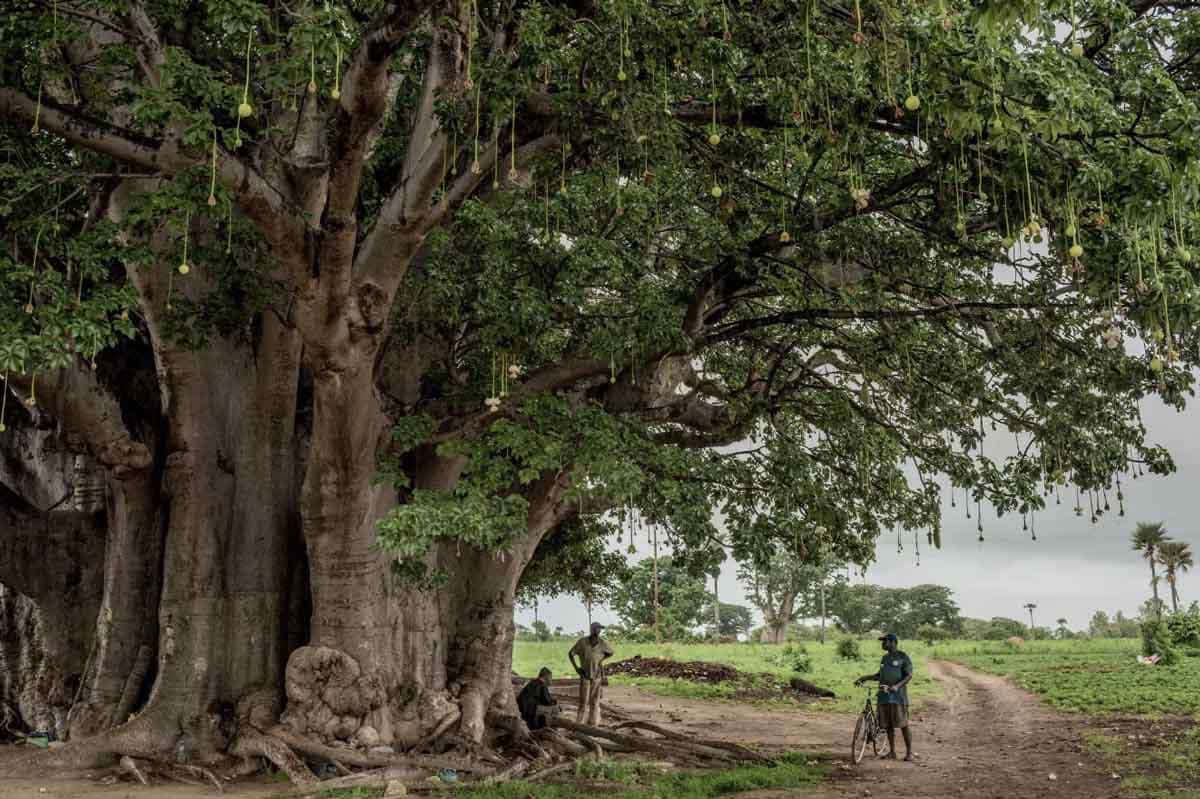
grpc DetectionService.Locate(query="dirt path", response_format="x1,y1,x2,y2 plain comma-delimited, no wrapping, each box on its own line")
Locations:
608,660,1123,799
0,661,1122,798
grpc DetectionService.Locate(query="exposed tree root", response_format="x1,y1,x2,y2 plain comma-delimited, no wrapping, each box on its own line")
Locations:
612,720,774,763
407,710,460,753
487,758,531,783
266,726,496,775
117,755,224,793
231,726,317,786
119,755,148,786
527,761,575,782
283,766,429,797
166,763,225,793
551,718,772,767
531,728,587,757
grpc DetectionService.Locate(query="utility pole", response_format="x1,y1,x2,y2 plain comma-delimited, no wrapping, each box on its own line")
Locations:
712,572,721,637
652,524,660,644
815,530,828,645
818,574,827,645
1023,602,1037,634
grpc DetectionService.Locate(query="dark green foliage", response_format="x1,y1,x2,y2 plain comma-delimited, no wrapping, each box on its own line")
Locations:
610,558,712,639
705,602,754,639
1140,619,1177,666
780,642,813,674
1165,607,1200,649
836,638,861,661
917,624,952,646
827,583,962,637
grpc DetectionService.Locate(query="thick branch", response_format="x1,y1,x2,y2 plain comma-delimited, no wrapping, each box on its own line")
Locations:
0,90,306,250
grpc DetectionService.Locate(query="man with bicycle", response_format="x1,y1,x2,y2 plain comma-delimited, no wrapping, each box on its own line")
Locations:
854,632,914,761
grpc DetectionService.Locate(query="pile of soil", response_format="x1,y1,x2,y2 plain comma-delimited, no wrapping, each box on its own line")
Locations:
606,655,835,700
606,656,740,683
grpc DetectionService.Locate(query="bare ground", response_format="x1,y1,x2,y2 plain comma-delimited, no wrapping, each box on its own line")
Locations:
0,660,1126,798
609,659,1124,799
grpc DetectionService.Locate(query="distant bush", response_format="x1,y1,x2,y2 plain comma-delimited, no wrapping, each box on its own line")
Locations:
837,638,861,660
1141,619,1177,666
1165,610,1200,648
917,625,952,646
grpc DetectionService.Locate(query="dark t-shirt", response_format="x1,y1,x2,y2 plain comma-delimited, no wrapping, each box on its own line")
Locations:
876,650,913,706
517,678,556,722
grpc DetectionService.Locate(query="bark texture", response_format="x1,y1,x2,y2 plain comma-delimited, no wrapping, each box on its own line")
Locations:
0,481,106,737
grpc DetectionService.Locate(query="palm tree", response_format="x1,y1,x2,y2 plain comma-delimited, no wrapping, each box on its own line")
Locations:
1131,523,1171,616
1158,541,1195,613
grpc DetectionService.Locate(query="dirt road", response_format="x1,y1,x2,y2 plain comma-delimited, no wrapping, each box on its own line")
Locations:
0,660,1123,798
611,660,1123,799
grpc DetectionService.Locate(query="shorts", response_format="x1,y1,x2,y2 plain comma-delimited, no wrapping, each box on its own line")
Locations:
877,702,908,729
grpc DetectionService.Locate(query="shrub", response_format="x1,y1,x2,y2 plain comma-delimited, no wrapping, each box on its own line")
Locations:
837,638,861,660
532,620,552,642
782,644,813,673
1165,610,1200,648
1141,619,1178,666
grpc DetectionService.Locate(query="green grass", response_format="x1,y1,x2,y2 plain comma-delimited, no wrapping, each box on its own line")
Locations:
513,639,940,713
935,639,1200,715
288,753,822,799
1084,722,1200,798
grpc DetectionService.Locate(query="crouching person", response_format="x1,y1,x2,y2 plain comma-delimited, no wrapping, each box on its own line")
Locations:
517,667,557,730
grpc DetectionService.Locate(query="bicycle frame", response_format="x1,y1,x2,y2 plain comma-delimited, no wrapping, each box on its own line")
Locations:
861,687,879,737
851,685,881,764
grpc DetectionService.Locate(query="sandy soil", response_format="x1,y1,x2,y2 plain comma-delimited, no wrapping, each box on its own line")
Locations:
0,660,1126,798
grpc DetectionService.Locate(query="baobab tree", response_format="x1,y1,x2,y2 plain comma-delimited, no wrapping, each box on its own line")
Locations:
1,0,1199,782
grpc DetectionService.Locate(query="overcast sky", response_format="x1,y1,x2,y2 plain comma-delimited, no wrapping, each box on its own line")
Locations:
517,393,1200,636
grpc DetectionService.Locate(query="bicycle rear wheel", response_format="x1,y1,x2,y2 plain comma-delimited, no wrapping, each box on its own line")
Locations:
851,713,869,764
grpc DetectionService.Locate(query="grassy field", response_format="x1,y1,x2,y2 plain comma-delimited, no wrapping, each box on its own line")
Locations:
934,638,1200,716
514,638,941,713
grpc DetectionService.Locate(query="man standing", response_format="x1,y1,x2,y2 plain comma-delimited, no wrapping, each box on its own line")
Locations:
516,667,557,730
854,632,914,761
568,622,614,726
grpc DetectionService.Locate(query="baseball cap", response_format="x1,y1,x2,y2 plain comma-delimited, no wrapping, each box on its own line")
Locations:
590,622,605,632
878,632,898,642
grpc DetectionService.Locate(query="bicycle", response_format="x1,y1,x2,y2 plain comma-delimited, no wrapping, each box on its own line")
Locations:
850,685,880,764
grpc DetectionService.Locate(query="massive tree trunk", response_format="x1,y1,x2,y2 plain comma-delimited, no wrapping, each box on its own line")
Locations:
0,189,305,769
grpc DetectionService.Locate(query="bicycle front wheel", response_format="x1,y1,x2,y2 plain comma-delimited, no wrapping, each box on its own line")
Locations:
851,713,869,764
